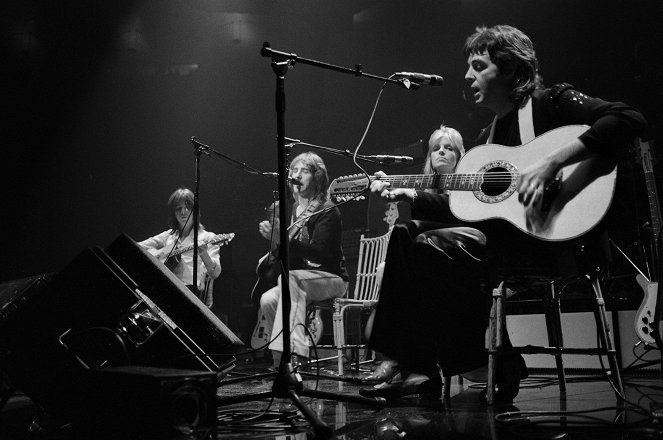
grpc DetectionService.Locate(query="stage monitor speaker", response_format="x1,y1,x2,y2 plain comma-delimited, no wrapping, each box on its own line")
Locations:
0,245,237,423
105,233,243,360
74,366,217,440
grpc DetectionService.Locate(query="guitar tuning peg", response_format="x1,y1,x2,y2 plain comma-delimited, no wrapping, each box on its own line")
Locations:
358,196,365,201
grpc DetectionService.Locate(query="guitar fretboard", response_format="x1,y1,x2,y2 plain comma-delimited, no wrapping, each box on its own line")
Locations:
169,234,234,258
377,174,481,191
639,139,661,281
371,172,514,191
644,170,662,243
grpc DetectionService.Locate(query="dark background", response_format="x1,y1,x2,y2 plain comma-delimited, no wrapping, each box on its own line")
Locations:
2,0,662,341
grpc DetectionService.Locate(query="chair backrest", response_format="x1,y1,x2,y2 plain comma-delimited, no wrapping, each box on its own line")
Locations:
350,231,391,301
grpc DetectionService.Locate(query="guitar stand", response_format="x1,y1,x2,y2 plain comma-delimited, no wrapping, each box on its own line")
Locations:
215,44,389,439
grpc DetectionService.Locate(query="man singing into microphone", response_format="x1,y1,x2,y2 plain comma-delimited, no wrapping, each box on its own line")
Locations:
362,24,646,403
254,152,349,369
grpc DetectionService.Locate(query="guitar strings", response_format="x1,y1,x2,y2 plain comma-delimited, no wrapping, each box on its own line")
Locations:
336,173,518,193
341,172,517,182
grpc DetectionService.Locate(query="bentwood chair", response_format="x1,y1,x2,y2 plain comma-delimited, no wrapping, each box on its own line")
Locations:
313,231,391,375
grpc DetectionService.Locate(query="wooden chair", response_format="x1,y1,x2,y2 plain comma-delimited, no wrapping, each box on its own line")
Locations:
313,231,391,375
484,238,624,405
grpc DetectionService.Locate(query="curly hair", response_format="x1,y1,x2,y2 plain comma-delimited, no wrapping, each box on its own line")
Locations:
464,24,542,105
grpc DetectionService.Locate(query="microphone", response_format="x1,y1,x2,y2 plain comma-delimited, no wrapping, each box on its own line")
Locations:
366,155,414,164
395,72,444,87
264,172,302,186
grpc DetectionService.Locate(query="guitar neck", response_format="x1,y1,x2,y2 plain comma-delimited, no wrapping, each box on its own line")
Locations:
372,173,484,191
644,169,662,243
169,234,232,258
170,243,199,258
638,139,661,281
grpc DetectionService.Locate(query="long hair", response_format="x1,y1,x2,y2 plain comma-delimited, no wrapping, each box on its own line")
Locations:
463,24,542,106
288,151,329,203
167,188,204,232
422,125,465,174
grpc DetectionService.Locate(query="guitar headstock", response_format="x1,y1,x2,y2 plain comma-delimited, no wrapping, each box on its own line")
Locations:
213,233,235,246
329,174,370,202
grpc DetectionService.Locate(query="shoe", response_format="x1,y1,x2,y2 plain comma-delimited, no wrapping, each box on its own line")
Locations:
359,376,441,400
364,360,400,384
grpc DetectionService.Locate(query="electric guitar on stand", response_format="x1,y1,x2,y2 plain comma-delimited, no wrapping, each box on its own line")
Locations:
634,138,663,348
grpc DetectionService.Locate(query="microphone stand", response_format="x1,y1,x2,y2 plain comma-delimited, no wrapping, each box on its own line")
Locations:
283,137,385,165
189,137,286,304
190,136,290,181
216,44,400,438
191,144,201,299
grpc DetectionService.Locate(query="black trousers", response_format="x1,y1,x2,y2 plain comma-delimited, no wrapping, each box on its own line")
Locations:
368,213,609,378
368,220,490,377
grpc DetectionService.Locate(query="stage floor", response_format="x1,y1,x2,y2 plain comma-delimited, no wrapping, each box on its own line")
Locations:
2,357,663,439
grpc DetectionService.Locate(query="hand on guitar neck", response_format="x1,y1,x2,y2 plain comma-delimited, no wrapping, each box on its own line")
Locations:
258,219,281,252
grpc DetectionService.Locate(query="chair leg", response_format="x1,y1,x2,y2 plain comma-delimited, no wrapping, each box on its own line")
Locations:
352,311,361,371
587,272,624,397
486,282,506,405
443,375,452,399
332,302,345,376
544,281,567,396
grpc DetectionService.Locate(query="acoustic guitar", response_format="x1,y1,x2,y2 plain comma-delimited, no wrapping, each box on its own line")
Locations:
329,125,617,242
148,233,235,270
250,200,322,300
249,199,324,349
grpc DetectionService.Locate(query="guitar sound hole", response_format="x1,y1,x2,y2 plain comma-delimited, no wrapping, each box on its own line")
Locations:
481,167,512,197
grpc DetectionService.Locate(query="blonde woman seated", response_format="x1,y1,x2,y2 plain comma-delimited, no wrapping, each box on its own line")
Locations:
363,125,466,389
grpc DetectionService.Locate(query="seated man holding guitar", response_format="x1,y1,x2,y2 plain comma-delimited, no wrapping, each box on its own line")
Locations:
254,152,349,369
359,24,647,403
139,187,228,308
